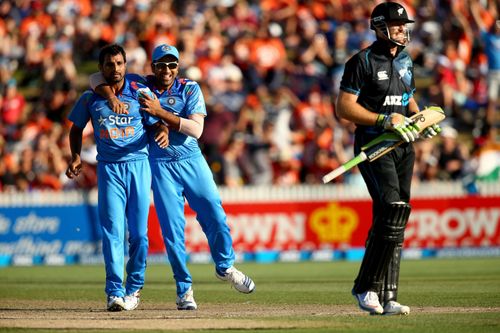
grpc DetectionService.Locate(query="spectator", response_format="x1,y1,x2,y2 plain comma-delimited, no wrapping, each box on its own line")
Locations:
1,79,25,140
0,0,497,192
435,126,467,181
471,0,499,140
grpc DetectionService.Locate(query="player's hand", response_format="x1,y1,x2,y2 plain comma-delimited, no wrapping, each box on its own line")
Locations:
66,155,82,179
108,96,128,114
139,94,162,117
421,123,441,139
154,124,169,148
378,113,419,143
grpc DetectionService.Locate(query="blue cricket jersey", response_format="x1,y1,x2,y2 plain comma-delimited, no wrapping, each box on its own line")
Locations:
126,74,207,161
69,79,159,162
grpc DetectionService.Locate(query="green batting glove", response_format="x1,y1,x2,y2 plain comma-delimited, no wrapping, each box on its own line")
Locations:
422,123,442,139
377,113,419,143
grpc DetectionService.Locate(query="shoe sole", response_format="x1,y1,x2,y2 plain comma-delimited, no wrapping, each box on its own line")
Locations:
381,309,410,316
238,284,255,294
359,305,383,315
353,295,383,315
107,304,125,312
125,302,139,311
177,306,197,310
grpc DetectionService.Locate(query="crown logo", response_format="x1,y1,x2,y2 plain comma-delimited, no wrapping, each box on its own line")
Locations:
309,203,359,243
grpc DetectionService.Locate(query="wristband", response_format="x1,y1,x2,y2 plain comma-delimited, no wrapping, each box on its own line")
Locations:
375,114,387,127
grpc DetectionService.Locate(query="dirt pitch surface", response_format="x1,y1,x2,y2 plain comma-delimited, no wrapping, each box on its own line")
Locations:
1,300,500,330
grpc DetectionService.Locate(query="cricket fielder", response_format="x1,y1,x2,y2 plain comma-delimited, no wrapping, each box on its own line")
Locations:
89,44,255,310
336,2,440,315
66,44,168,312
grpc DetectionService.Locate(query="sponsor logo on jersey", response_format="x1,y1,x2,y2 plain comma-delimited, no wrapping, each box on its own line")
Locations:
98,115,135,139
377,71,389,80
382,92,410,107
108,115,133,125
98,115,106,126
100,127,135,139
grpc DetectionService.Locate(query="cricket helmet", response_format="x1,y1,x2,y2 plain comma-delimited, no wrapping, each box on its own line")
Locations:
370,2,414,46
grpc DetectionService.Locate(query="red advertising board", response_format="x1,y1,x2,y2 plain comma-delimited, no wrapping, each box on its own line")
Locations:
147,196,500,254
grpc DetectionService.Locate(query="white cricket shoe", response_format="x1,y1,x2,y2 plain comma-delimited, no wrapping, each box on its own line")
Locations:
107,295,126,312
383,301,410,315
176,287,197,310
124,290,141,311
215,266,255,294
352,291,384,315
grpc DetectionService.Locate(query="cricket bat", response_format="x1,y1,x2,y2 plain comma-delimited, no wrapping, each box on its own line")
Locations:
322,106,445,184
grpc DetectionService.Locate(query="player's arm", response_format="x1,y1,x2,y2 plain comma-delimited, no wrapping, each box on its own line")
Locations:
89,72,128,114
408,97,419,116
140,94,204,139
337,91,419,142
66,124,84,179
336,90,379,125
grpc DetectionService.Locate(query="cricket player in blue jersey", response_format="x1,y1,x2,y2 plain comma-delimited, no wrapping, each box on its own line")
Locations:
90,44,255,310
66,44,168,312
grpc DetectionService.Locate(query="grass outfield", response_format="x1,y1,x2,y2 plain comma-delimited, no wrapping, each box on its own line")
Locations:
0,258,499,332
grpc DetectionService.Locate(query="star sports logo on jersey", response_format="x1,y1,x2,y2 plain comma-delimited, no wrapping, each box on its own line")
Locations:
98,113,135,139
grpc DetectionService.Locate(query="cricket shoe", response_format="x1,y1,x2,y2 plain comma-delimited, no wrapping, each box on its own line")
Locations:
215,266,255,294
176,287,197,310
382,301,410,315
124,290,141,311
107,295,126,312
352,291,384,315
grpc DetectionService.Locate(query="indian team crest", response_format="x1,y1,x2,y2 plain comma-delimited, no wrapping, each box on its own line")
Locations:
167,97,176,105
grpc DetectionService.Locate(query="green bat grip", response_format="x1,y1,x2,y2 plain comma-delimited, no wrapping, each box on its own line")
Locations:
322,152,368,183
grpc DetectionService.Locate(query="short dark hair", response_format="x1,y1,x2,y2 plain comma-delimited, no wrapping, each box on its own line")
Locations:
98,44,127,65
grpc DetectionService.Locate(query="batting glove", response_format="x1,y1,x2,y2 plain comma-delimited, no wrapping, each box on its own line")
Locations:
376,113,419,143
421,123,442,139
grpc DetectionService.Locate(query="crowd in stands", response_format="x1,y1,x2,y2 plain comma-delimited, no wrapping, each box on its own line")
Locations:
0,0,498,193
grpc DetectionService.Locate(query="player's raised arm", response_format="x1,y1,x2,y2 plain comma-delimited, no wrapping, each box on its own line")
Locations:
89,72,128,114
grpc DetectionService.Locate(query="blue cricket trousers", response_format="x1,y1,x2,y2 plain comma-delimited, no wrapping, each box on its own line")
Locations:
150,152,235,297
97,159,151,297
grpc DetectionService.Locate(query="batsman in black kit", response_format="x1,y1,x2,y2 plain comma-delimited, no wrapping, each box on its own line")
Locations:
336,2,440,315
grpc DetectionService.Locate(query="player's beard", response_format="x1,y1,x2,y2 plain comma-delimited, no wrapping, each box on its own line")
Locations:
390,32,407,46
106,72,124,84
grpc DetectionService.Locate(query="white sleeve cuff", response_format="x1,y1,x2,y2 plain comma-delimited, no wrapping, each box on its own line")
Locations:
89,72,106,90
179,114,204,139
